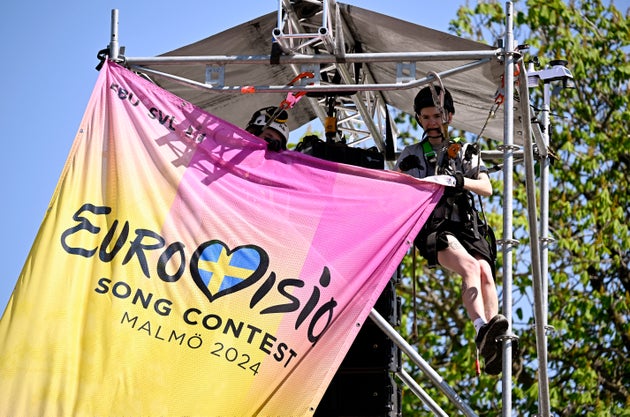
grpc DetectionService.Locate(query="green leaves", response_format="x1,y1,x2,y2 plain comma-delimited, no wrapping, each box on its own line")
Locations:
397,0,630,414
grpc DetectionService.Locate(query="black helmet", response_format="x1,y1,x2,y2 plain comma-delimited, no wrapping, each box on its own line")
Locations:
413,86,455,115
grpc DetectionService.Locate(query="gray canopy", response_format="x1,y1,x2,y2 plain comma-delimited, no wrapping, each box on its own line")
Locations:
127,2,517,148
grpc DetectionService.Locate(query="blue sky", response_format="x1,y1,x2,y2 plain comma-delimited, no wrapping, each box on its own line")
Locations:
0,0,503,313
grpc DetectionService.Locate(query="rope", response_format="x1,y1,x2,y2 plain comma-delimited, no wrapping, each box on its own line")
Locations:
411,245,418,342
470,68,516,230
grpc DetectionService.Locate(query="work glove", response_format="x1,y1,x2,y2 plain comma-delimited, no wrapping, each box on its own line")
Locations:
452,172,465,189
399,155,421,171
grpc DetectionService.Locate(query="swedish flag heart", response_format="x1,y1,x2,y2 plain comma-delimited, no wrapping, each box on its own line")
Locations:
190,240,269,302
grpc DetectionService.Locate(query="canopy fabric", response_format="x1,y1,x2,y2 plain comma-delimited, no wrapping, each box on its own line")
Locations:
141,3,518,144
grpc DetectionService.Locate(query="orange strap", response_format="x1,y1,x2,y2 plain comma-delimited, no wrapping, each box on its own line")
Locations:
280,72,315,109
494,65,521,105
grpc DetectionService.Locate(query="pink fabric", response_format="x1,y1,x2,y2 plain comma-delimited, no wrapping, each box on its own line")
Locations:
0,60,443,416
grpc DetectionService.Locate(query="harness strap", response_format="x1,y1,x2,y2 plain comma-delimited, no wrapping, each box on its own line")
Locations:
422,140,435,159
464,193,482,240
425,230,439,268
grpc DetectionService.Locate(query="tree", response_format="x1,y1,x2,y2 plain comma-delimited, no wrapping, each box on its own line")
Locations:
394,0,630,415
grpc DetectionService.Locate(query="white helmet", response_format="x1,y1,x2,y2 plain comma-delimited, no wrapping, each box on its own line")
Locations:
246,106,288,135
266,119,290,144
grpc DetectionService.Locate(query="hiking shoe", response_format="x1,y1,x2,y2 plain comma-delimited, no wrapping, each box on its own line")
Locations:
475,324,490,351
475,314,509,360
484,336,520,376
484,349,502,375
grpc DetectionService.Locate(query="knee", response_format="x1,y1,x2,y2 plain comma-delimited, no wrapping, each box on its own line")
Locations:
478,260,495,285
458,253,481,275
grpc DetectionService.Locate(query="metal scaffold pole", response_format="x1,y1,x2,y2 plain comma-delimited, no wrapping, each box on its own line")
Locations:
369,309,478,417
535,79,552,417
108,9,119,61
501,2,516,416
518,64,552,417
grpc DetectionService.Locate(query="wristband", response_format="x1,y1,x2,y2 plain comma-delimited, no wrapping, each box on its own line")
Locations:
453,172,465,189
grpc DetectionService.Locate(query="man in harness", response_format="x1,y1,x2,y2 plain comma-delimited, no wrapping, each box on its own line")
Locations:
396,85,508,375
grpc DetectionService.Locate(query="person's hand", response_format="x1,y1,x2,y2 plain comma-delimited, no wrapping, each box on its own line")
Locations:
399,155,421,171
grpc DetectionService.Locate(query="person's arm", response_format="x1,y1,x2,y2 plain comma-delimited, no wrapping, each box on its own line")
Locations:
461,171,492,197
457,142,492,196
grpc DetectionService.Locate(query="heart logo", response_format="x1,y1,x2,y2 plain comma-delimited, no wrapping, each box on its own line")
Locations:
190,240,269,302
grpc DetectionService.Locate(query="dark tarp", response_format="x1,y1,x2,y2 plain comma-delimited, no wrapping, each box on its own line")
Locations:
141,3,518,144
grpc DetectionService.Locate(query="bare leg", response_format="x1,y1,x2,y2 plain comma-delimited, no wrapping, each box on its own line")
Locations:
477,257,499,321
437,234,487,322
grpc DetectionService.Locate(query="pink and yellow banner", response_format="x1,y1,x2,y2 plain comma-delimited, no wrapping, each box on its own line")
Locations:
0,61,442,416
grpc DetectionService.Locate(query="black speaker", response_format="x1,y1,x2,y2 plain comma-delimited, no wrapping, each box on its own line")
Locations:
314,371,401,417
338,319,401,373
296,136,384,170
315,275,401,417
339,280,401,372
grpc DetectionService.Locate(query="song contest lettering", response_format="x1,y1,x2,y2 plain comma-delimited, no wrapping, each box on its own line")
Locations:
60,203,337,373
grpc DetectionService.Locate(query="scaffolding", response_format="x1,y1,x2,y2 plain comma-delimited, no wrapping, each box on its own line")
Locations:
105,1,572,415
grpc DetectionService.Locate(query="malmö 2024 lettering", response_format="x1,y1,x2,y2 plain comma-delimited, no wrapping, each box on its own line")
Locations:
60,203,339,372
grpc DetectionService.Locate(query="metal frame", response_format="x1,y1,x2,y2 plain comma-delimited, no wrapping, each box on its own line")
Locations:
106,2,555,416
